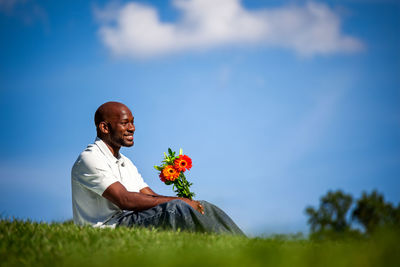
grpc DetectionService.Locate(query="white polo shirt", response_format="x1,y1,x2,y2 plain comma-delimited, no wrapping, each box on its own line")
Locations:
71,137,148,227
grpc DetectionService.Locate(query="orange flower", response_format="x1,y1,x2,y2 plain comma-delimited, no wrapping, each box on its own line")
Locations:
174,155,192,172
162,165,180,181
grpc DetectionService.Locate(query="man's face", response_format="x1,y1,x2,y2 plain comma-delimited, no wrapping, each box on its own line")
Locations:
107,106,135,148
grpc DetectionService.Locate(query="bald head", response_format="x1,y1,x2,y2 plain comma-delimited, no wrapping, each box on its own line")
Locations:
94,101,130,129
94,102,135,154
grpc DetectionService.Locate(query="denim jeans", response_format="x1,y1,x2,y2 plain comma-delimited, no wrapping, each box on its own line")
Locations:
117,199,245,236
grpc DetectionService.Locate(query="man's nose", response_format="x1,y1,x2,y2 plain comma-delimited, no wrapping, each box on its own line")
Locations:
128,123,135,132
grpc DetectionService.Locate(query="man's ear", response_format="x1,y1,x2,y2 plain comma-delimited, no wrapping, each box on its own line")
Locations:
99,122,109,134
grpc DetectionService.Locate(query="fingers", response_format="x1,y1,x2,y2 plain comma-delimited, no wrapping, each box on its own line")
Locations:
183,198,205,214
197,201,204,214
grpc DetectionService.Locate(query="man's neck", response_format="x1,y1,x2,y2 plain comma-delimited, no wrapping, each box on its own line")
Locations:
99,137,120,158
105,143,120,158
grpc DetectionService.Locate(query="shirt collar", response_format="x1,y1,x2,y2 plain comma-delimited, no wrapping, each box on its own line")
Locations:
94,137,125,165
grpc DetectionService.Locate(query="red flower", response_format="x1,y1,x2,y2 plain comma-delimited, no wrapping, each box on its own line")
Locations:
174,155,192,172
159,172,166,183
162,165,180,181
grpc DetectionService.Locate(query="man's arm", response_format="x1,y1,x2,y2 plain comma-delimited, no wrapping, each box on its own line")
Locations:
139,186,160,196
102,182,204,214
139,187,177,198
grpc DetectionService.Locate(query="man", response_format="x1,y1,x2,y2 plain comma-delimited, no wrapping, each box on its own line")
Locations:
71,101,244,235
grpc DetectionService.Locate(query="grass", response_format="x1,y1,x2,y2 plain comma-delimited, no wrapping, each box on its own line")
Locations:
1,219,399,267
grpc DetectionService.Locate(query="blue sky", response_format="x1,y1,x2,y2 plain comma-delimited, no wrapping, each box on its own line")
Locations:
0,0,399,235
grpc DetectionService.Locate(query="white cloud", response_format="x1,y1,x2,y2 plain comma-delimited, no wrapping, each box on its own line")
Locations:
95,0,363,58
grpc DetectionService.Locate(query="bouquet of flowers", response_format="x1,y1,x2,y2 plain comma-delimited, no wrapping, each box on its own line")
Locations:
154,148,195,199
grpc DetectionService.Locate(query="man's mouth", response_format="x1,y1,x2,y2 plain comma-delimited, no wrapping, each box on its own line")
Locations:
125,135,134,141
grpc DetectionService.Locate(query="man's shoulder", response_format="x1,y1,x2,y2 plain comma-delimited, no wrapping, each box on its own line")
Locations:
72,142,106,172
77,141,103,159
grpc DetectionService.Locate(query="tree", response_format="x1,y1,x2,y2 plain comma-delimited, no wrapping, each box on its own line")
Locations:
305,190,353,235
352,190,400,235
306,189,400,239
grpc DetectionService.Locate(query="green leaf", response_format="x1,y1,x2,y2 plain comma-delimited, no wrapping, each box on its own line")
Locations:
168,148,173,156
154,165,163,171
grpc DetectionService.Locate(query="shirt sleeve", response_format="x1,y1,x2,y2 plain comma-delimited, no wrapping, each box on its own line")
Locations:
72,152,118,196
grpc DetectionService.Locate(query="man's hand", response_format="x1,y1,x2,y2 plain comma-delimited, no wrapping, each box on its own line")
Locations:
180,198,204,214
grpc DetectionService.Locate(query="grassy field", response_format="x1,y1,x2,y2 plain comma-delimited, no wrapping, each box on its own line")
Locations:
1,219,399,267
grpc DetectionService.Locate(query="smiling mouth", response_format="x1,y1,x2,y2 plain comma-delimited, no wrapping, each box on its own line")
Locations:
125,135,134,141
